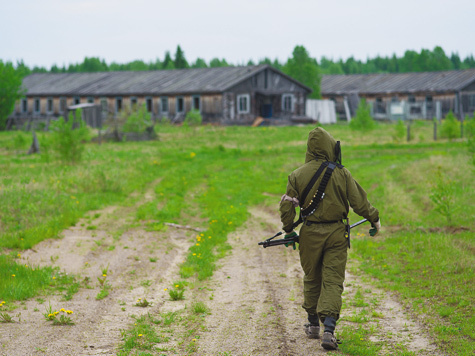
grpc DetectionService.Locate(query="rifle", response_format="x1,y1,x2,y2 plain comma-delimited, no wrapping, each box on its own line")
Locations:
258,219,370,248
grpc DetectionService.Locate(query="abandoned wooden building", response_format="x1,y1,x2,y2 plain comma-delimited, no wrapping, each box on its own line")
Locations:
321,68,475,120
9,65,311,127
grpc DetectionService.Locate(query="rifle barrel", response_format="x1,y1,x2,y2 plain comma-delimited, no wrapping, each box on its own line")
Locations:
350,219,368,229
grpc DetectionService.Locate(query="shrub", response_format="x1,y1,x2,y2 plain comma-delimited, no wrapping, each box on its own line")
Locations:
466,113,475,165
440,111,460,140
350,99,375,130
122,104,153,133
465,112,475,139
184,109,202,126
429,167,458,225
49,110,89,163
392,120,406,142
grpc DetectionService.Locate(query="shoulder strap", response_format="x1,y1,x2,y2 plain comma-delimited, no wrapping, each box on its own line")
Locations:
290,161,329,230
300,161,329,207
301,162,342,218
291,161,343,230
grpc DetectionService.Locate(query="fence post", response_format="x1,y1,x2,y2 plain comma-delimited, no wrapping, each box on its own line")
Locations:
433,120,437,141
407,122,411,142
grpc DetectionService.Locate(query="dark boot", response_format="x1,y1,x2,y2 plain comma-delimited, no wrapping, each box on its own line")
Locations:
321,331,339,350
321,316,338,350
304,314,320,339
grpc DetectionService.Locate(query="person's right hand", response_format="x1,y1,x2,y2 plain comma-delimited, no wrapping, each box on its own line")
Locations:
284,231,298,249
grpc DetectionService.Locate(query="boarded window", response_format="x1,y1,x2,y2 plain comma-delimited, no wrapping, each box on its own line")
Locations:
408,95,416,103
161,97,169,112
101,98,108,113
282,94,293,111
60,97,67,112
130,97,138,108
74,97,80,105
34,98,40,113
176,97,184,113
192,95,200,111
21,99,28,113
47,98,53,113
237,94,250,114
87,97,94,104
116,97,123,112
146,97,153,112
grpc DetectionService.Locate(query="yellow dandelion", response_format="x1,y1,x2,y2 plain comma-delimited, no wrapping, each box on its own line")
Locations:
60,308,66,312
102,274,107,277
164,288,168,291
190,152,196,158
192,253,196,256
53,276,56,280
192,338,197,342
196,243,200,246
17,253,21,257
208,236,212,239
66,310,73,314
54,311,59,315
11,274,15,277
25,264,28,268
383,265,387,268
175,285,179,288
228,221,232,225
200,233,204,237
138,334,143,337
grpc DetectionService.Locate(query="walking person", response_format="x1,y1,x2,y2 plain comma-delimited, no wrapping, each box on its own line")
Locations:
279,127,380,350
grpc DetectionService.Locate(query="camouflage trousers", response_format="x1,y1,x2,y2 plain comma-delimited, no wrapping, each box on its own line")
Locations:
298,221,348,323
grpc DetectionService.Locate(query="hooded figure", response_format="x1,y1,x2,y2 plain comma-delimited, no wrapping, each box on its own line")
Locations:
279,127,380,350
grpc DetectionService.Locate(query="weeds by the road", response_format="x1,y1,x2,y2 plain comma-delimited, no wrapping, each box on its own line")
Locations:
0,255,79,303
352,230,474,355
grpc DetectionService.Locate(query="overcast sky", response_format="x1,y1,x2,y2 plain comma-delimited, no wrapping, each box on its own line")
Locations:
1,0,474,69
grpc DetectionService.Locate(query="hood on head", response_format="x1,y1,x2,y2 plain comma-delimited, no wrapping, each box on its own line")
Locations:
305,127,337,163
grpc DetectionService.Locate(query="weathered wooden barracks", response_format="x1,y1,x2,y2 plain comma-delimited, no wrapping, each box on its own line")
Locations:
321,69,475,120
10,65,311,127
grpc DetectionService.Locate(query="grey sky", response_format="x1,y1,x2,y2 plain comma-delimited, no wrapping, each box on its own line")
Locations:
1,0,474,68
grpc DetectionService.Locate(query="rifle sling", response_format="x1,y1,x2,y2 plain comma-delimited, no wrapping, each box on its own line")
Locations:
292,161,343,229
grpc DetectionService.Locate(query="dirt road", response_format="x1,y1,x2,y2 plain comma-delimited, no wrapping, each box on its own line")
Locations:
0,201,442,355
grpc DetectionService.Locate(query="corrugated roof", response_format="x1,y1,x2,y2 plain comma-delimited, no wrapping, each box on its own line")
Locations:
321,69,475,95
21,65,310,96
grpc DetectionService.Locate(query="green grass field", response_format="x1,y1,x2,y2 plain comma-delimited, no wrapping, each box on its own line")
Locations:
0,121,473,354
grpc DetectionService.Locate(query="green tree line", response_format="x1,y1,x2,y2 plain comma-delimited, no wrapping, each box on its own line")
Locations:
9,45,475,76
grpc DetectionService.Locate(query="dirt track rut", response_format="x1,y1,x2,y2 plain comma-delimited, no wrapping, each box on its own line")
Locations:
0,202,443,355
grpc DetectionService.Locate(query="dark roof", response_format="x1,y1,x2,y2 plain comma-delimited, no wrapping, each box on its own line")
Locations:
321,69,475,95
22,65,311,96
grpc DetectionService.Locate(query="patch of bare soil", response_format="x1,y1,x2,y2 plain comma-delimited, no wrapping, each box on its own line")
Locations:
0,200,194,356
1,199,445,356
196,207,444,356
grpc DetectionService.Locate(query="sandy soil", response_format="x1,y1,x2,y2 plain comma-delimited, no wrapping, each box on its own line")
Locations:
196,207,443,356
0,199,444,356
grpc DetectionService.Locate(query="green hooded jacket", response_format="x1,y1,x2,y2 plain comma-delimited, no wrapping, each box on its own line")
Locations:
280,127,379,232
